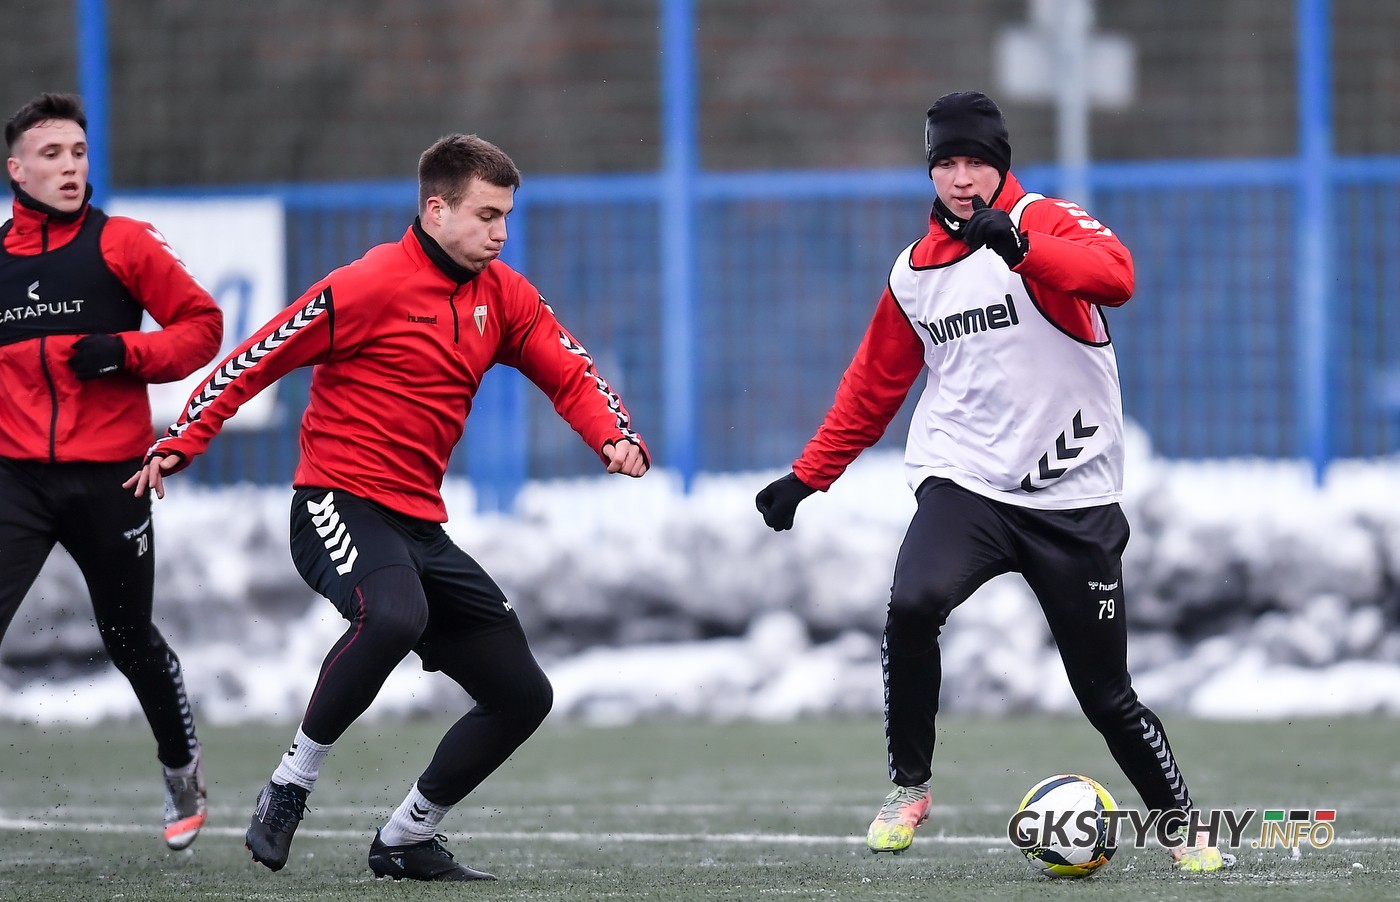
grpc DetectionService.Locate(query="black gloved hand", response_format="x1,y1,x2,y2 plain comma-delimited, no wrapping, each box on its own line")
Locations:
961,195,1028,267
68,334,127,379
755,472,817,531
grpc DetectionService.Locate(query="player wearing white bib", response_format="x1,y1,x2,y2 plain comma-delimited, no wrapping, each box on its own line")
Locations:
756,92,1233,873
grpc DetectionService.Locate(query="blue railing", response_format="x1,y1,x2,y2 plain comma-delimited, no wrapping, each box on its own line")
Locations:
76,0,1379,508
143,154,1400,507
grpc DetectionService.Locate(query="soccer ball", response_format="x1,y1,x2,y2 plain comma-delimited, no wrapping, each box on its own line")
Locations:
1011,774,1117,878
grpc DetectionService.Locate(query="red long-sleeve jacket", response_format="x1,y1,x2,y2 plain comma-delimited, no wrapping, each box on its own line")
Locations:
151,222,649,522
0,191,223,462
792,172,1134,493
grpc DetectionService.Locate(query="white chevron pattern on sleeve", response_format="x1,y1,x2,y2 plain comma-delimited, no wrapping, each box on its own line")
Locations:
154,290,331,447
556,326,640,443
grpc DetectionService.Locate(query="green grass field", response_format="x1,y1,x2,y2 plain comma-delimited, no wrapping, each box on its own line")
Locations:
1,715,1397,901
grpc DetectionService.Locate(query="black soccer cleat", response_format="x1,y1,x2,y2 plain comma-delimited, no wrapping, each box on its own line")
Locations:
368,829,497,882
245,780,310,872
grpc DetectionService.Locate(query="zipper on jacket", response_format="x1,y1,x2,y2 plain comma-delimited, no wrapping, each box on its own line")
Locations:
39,336,59,461
41,219,49,252
447,286,461,342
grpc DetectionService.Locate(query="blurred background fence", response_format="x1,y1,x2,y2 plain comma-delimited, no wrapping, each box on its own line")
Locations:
5,0,1399,509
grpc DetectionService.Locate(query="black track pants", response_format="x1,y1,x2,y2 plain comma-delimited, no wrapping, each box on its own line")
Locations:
0,458,198,767
882,477,1194,813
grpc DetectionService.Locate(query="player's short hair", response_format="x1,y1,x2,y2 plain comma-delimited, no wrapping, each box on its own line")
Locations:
5,93,86,153
418,134,520,212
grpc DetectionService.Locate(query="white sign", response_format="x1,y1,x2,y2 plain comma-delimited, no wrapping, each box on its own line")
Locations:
995,0,1135,108
108,195,286,429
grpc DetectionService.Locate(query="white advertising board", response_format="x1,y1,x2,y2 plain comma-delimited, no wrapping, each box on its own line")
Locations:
108,195,287,429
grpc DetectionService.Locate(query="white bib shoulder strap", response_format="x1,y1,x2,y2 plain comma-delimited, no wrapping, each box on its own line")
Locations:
1010,192,1045,228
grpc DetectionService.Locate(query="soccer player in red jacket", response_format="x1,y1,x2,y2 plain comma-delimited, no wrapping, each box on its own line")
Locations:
129,133,649,881
756,92,1233,872
1,92,222,851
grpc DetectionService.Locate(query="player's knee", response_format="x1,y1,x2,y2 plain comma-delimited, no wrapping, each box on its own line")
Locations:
887,580,954,635
514,668,553,730
363,604,428,654
98,624,163,672
354,566,430,651
1079,684,1142,731
103,644,149,675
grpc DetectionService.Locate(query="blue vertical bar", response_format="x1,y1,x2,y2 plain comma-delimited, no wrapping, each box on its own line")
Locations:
468,198,530,512
1296,0,1332,481
660,0,698,490
76,0,111,204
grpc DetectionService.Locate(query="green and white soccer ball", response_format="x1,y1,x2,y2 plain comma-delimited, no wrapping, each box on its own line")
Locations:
1012,774,1118,878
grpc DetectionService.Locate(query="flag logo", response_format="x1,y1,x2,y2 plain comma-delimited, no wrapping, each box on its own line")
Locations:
1256,809,1336,849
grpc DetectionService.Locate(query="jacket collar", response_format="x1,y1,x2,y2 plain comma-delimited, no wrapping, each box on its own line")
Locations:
10,180,92,225
931,197,965,239
928,171,1022,241
411,217,479,285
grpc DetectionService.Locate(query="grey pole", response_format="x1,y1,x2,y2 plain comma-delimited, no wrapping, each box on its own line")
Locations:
1053,0,1092,208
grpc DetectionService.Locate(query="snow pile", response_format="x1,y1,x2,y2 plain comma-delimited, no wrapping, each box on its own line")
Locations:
4,427,1399,725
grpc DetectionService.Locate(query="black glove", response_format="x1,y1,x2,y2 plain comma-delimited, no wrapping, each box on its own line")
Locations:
961,196,1028,267
68,334,127,379
755,472,817,531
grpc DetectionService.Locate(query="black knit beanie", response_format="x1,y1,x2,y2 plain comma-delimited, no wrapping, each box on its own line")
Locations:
924,91,1012,174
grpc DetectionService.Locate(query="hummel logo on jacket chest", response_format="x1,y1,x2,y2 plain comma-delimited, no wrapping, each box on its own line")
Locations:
918,294,1020,346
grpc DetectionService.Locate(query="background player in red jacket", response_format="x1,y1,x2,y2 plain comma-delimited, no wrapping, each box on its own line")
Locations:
1,92,223,851
129,133,649,881
755,92,1233,872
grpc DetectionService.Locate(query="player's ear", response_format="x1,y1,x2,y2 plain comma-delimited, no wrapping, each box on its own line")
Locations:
423,195,445,225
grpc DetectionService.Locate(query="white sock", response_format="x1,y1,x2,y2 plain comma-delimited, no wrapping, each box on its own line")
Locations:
378,783,450,846
270,727,332,792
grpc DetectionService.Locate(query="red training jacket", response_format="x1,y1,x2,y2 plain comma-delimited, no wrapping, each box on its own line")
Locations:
151,223,649,522
0,194,224,463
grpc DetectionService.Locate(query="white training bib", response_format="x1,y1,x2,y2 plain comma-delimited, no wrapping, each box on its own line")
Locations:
887,195,1125,509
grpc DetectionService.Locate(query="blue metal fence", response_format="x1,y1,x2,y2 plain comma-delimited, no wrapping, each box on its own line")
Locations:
75,0,1393,507
164,154,1400,504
